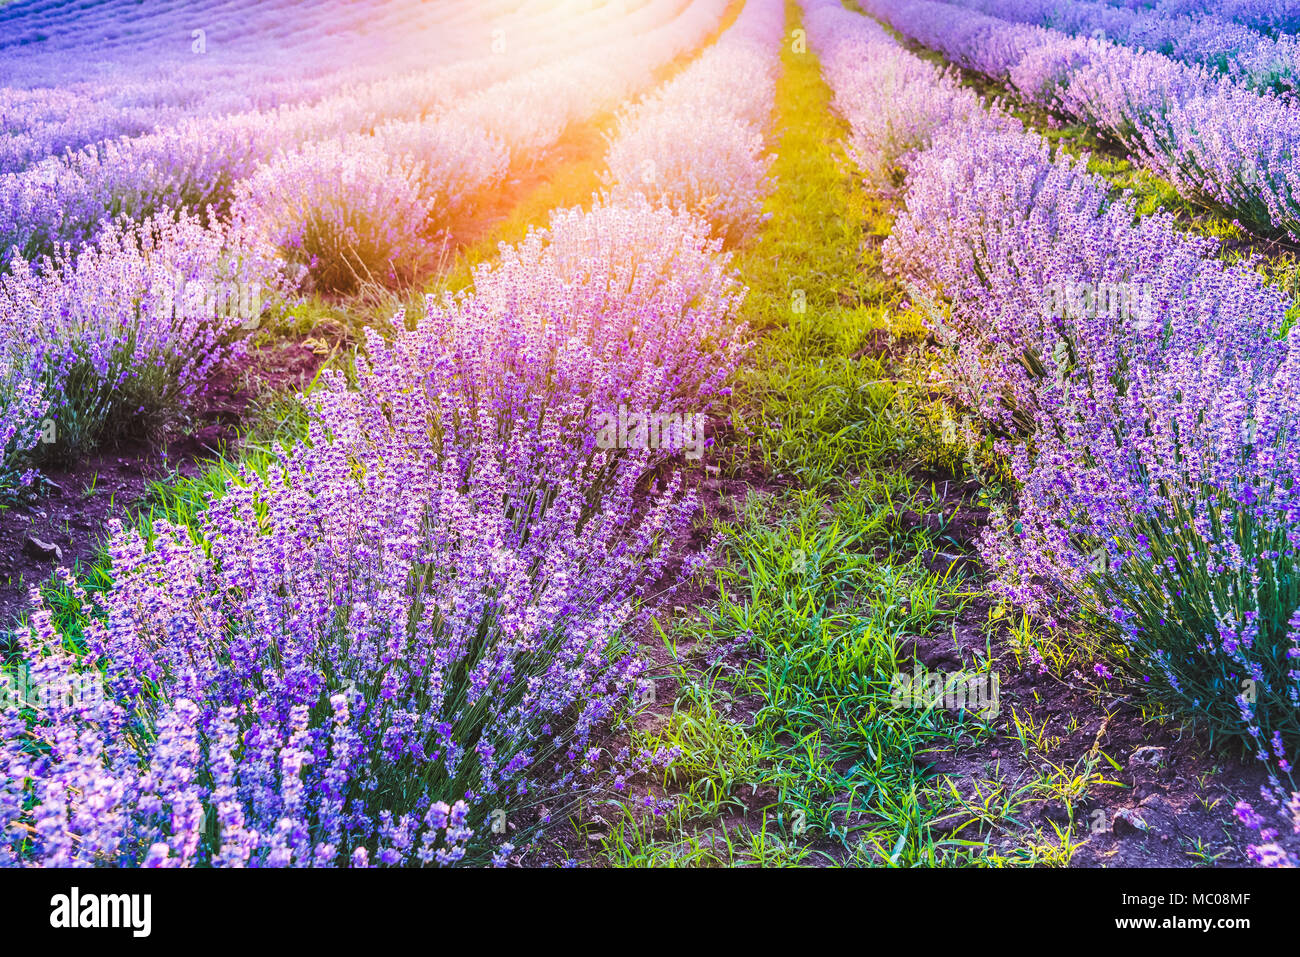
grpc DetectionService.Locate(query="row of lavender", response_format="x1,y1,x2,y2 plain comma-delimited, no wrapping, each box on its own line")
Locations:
0,0,482,86
0,0,719,496
858,0,1300,243
0,2,710,180
1146,0,1300,32
802,0,1300,865
0,0,492,176
233,0,733,294
0,0,784,868
1132,0,1300,34
1100,0,1300,35
0,0,695,262
932,0,1300,93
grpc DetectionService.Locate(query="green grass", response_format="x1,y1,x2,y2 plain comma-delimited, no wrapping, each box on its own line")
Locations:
721,39,908,489
596,2,1080,868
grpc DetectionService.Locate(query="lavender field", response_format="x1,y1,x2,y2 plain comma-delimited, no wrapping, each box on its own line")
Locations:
0,0,1296,892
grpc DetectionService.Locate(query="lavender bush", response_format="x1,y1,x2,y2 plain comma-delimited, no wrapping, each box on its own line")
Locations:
805,4,1014,190
0,366,697,866
0,0,783,856
231,0,730,293
887,123,1300,759
0,209,290,459
0,202,729,864
1235,791,1300,866
231,133,498,295
0,346,47,495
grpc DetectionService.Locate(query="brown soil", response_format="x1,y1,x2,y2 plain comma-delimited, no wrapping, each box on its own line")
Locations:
902,539,1297,869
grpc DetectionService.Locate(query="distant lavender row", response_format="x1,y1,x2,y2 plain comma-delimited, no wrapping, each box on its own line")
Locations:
0,0,662,175
231,0,730,294
0,0,478,87
859,0,1300,241
604,0,785,240
0,0,483,175
934,0,1300,93
0,0,474,81
804,0,1300,863
1099,0,1300,36
0,0,782,867
0,0,691,266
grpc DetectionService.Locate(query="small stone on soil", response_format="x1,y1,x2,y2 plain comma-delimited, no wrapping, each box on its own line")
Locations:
1112,807,1151,835
22,536,62,562
1128,746,1166,770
